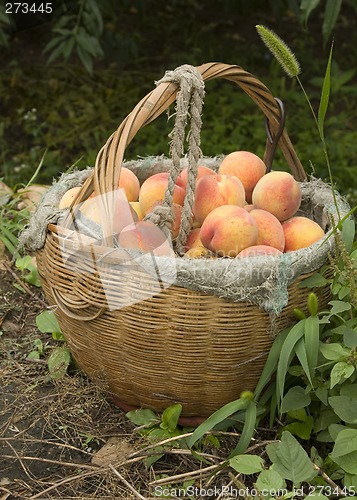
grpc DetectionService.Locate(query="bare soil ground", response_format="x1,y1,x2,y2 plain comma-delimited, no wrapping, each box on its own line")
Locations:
1,260,262,500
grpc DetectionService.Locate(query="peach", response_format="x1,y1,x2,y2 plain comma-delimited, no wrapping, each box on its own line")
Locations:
184,227,203,251
192,174,246,226
249,209,285,252
80,191,137,234
218,151,266,203
237,245,282,258
147,201,183,239
139,172,185,215
58,186,82,209
118,220,173,257
130,201,144,221
252,171,301,222
200,205,258,257
176,165,215,192
119,167,140,202
183,246,215,259
282,216,325,252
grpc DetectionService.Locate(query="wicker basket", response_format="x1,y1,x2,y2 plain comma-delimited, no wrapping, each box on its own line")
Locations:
36,63,334,418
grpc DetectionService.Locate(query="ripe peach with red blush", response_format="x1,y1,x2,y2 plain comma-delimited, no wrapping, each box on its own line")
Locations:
249,209,285,252
237,245,282,258
199,205,258,257
176,165,215,192
252,171,301,222
218,151,266,203
119,167,140,202
139,172,185,216
192,174,246,226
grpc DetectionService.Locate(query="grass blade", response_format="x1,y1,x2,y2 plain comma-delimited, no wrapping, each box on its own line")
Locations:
295,337,314,388
304,315,320,381
317,41,334,141
187,398,249,448
229,401,257,457
322,0,342,47
254,327,290,400
276,320,306,406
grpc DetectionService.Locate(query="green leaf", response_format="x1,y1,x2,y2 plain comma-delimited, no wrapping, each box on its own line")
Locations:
340,383,357,399
229,400,257,456
266,431,317,485
281,386,311,413
299,272,328,288
47,346,71,380
322,0,342,46
328,396,357,423
315,387,328,405
283,416,314,440
43,35,64,54
330,362,355,389
329,300,351,315
126,408,159,426
254,328,289,399
342,218,355,253
288,407,308,422
344,328,357,348
256,469,285,494
229,454,264,475
46,39,69,64
315,409,341,432
276,321,306,405
27,350,41,360
36,311,62,335
328,423,346,441
304,315,320,380
295,337,314,388
86,0,103,33
160,404,182,432
300,0,321,27
187,397,249,448
76,44,93,75
344,472,357,490
317,40,333,140
330,429,357,474
319,342,350,360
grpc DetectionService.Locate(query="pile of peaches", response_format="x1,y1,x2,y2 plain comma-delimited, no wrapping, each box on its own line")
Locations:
59,151,325,259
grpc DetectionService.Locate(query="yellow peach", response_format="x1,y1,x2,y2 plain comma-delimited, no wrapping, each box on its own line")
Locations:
237,245,282,258
139,172,185,215
118,220,173,256
119,167,140,202
200,205,258,257
59,186,82,209
146,200,183,239
184,227,203,251
176,165,215,192
183,246,215,259
80,191,137,234
249,209,285,252
130,201,144,221
282,216,325,252
218,151,266,203
192,174,246,226
252,171,301,221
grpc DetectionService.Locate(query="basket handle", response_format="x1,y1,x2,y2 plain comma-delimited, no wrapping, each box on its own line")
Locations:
75,62,307,250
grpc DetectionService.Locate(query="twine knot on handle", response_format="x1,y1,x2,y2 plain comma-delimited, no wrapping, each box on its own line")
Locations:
144,64,205,255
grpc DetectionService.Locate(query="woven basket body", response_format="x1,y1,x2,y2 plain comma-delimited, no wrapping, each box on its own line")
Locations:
35,63,334,417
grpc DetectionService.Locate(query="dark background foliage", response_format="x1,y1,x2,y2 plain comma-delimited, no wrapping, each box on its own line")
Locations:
1,0,356,202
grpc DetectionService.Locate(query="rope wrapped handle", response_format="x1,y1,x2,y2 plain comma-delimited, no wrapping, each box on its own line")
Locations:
72,62,307,251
